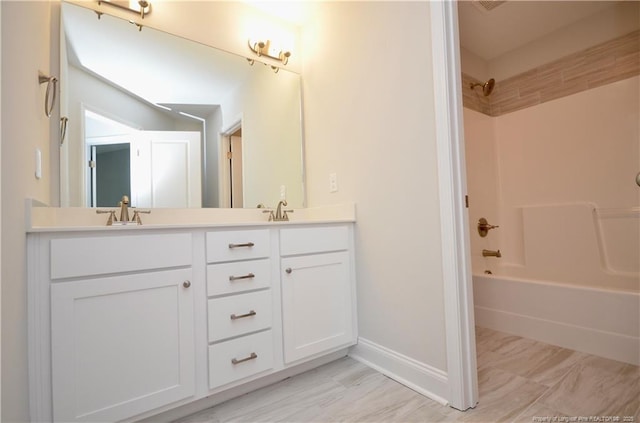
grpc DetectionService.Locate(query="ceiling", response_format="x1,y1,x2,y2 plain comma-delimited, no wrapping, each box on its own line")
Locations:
457,1,622,60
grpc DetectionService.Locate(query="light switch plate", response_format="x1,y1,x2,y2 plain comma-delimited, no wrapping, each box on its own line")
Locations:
329,173,338,193
35,149,42,179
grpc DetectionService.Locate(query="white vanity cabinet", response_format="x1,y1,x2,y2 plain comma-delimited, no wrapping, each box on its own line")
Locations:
44,233,196,422
280,225,357,363
28,218,357,422
205,229,276,389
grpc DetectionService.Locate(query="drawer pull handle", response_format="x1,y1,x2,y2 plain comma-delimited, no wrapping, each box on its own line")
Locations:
228,242,255,249
229,273,255,281
230,310,257,320
183,280,191,288
231,352,258,365
285,268,292,274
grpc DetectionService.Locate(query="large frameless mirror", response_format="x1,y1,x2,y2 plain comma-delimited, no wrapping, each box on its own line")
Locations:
60,2,305,209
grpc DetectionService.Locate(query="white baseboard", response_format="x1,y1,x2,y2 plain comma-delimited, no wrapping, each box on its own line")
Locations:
348,337,449,405
476,306,640,365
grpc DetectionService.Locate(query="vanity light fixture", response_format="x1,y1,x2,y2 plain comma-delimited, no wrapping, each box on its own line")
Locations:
97,0,151,19
247,39,291,73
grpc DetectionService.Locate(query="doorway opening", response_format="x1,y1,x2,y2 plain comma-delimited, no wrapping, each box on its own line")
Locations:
90,143,131,208
84,109,202,208
220,123,244,208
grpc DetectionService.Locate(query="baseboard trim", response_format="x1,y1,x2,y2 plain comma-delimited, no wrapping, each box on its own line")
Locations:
349,337,449,405
475,306,640,365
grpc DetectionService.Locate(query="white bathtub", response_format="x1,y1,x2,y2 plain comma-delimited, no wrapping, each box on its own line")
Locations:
473,273,640,365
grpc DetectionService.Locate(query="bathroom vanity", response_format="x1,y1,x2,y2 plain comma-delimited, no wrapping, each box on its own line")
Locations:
27,206,357,422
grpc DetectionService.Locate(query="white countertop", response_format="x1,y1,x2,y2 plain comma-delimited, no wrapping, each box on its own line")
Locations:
26,200,356,233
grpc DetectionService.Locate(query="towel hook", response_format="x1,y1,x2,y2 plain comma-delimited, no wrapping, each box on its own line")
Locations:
38,72,58,118
60,116,69,146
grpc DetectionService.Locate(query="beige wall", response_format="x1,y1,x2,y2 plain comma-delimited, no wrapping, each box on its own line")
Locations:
2,2,54,421
301,1,447,369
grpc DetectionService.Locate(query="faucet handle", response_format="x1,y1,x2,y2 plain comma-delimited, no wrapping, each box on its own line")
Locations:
96,209,117,226
132,209,151,225
262,209,275,221
282,209,294,221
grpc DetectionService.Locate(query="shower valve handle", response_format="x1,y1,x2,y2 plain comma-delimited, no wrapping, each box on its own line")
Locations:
477,218,499,237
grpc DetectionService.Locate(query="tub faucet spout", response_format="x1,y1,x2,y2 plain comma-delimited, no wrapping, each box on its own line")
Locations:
482,249,501,258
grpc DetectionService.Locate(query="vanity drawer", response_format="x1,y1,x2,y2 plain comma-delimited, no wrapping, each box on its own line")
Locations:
208,290,272,342
207,259,271,297
280,225,349,256
208,330,274,389
206,230,270,263
50,233,192,279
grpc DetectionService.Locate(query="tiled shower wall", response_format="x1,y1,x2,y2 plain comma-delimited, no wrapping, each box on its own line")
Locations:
463,29,640,117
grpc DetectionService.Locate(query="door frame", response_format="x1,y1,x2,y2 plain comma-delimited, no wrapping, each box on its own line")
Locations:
430,1,479,411
219,118,243,208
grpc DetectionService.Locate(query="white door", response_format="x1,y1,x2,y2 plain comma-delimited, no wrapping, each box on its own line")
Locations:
50,268,195,422
132,131,201,208
281,251,354,363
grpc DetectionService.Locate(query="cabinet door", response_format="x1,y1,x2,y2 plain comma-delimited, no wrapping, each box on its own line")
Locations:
281,251,354,363
51,268,195,422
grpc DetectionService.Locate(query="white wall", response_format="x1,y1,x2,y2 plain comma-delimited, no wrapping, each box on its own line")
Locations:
0,2,3,418
203,107,222,208
221,64,304,209
65,65,194,206
1,2,54,421
489,2,640,80
301,2,448,370
465,76,640,291
459,2,640,82
67,0,301,73
463,108,499,272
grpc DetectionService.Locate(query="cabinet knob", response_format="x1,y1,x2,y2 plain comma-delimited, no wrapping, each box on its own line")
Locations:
285,268,292,274
183,280,191,288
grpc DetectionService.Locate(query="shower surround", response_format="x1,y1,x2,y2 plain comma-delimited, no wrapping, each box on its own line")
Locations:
463,37,640,363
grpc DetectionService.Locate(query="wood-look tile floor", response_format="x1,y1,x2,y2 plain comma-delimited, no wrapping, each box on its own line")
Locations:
175,328,640,422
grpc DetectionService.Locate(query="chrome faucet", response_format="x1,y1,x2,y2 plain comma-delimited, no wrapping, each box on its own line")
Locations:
482,249,502,258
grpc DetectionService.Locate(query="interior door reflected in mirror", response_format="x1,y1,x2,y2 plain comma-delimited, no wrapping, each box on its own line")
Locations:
60,1,305,209
85,110,201,208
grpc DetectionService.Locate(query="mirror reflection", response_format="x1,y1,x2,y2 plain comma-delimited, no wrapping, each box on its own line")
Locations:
60,2,305,209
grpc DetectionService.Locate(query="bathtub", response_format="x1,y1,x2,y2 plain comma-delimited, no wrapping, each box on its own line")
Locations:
473,273,640,365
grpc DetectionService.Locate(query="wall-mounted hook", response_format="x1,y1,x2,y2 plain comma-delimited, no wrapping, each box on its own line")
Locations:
38,72,58,118
60,117,69,146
